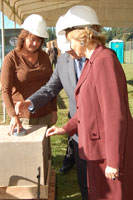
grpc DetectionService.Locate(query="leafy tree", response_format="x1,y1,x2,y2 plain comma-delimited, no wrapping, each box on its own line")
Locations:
103,27,133,42
46,27,56,42
44,26,133,46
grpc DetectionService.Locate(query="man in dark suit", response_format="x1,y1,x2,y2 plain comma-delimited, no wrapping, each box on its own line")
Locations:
16,39,88,200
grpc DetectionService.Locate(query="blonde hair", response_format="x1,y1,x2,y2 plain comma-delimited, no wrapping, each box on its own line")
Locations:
66,25,106,47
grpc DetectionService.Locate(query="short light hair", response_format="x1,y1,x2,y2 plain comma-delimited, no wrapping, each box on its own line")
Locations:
66,25,106,46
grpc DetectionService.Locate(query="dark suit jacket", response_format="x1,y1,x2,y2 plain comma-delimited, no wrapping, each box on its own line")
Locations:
28,53,77,118
64,45,133,169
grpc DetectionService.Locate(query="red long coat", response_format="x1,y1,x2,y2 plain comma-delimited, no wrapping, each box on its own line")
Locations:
64,45,133,199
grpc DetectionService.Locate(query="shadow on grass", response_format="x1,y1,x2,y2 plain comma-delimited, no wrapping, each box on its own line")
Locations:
57,94,67,109
127,80,133,86
51,154,81,200
128,91,133,94
51,134,81,200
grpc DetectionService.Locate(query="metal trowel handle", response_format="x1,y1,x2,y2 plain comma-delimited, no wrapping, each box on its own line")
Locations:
37,167,41,200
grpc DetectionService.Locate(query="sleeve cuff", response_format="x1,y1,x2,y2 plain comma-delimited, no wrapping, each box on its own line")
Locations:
28,102,35,113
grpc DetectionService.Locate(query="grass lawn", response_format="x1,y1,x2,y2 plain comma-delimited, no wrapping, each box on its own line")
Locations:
0,64,133,200
122,64,133,115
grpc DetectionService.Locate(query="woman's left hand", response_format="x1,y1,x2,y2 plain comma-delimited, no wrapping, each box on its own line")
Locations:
46,126,66,137
9,115,23,135
105,165,119,180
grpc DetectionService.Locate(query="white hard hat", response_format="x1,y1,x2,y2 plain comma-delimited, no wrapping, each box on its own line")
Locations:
57,34,71,53
56,15,65,35
56,15,71,53
21,14,49,38
56,5,100,35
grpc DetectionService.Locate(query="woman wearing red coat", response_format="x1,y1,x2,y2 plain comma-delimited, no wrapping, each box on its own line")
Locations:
46,6,133,200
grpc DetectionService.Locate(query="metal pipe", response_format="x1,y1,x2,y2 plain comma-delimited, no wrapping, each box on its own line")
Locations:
1,0,5,61
37,167,41,200
1,0,6,123
13,13,16,28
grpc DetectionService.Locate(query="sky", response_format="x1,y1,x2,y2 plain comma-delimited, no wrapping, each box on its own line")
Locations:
0,12,21,29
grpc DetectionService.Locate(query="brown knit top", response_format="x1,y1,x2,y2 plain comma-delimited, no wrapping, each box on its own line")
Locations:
1,48,57,118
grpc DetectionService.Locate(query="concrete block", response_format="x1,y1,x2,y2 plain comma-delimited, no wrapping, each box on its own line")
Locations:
0,125,49,187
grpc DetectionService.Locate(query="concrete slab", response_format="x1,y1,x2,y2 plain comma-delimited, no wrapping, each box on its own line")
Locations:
0,125,49,187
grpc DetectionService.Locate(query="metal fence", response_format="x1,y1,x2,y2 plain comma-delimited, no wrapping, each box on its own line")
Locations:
124,41,133,64
0,85,6,123
106,40,133,64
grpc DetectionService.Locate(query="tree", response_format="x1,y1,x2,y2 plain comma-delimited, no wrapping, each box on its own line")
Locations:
46,27,56,42
103,27,133,42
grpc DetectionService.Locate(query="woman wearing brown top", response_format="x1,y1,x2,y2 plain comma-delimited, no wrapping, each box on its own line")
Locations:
1,14,57,135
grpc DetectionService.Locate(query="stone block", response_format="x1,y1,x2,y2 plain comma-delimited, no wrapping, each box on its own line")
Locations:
0,125,49,187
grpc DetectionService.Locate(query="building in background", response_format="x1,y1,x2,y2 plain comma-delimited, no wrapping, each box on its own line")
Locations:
0,28,22,69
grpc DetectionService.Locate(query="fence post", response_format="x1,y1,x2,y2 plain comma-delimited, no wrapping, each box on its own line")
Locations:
1,0,6,123
130,40,131,64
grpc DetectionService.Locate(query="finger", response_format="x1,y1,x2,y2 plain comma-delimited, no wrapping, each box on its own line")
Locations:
19,125,23,133
108,174,112,180
106,173,119,180
9,122,12,134
9,119,15,135
115,173,119,178
10,124,15,135
9,124,13,135
46,126,56,137
46,131,56,137
17,118,23,133
112,172,119,180
47,126,56,132
16,102,24,115
15,102,21,115
11,122,17,135
15,103,18,115
105,172,113,180
17,123,20,134
46,129,56,137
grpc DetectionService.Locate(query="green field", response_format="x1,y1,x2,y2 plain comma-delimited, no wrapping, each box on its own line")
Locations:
0,64,133,200
122,64,133,115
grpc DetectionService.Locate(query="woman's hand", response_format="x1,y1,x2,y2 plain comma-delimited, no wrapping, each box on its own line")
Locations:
46,126,66,137
9,115,23,135
51,111,58,126
105,165,119,180
15,100,32,115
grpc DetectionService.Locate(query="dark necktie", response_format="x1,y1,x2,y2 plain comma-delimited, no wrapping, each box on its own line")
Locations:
77,58,83,79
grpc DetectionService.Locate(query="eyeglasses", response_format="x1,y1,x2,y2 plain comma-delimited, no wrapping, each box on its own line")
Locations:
27,36,42,43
